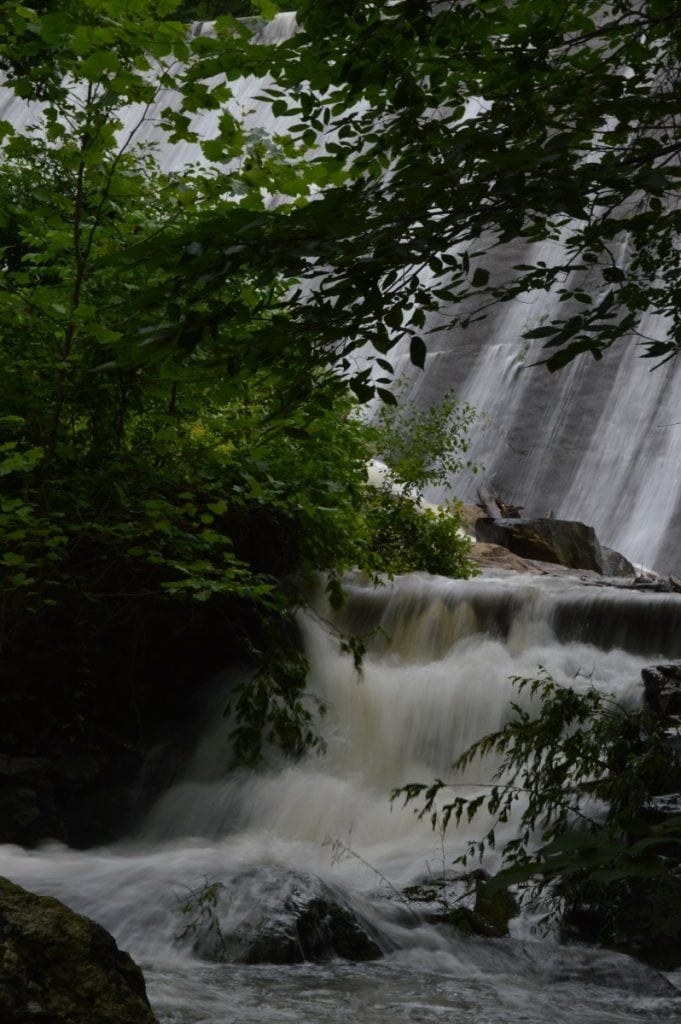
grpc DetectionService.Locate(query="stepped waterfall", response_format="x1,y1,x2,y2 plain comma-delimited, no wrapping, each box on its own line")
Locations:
1,575,680,1021
1,11,681,1024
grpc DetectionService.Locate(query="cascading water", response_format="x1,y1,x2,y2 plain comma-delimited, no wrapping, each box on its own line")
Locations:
1,570,680,1022
398,286,681,575
2,12,681,1022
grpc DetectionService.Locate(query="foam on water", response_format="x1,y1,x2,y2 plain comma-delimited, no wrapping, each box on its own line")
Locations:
1,571,679,1022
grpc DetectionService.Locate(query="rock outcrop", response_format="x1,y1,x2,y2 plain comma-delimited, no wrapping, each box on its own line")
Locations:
0,876,157,1024
474,517,634,576
0,747,144,849
469,542,545,573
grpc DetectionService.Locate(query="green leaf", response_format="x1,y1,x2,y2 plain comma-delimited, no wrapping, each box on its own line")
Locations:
409,336,427,369
2,552,25,566
80,51,121,79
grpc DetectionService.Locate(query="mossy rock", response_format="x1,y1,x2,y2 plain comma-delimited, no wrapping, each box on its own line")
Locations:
445,873,519,938
0,876,157,1024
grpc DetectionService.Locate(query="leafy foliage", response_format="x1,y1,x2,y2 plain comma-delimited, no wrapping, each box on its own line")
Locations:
209,0,680,376
175,879,228,957
0,0,477,760
372,387,477,499
360,490,473,581
360,387,476,580
394,672,681,925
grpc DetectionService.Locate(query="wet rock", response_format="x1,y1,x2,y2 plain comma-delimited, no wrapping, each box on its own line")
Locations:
404,872,518,939
642,664,681,719
444,871,518,939
564,874,681,971
475,517,605,572
242,896,382,964
600,545,636,578
0,875,157,1024
176,868,382,965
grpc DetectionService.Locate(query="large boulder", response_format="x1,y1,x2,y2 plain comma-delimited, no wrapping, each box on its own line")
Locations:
600,545,636,577
176,868,382,965
475,517,606,572
0,876,156,1024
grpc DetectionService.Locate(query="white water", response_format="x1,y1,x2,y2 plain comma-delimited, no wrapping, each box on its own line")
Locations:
2,13,681,1019
395,278,681,575
2,571,680,1022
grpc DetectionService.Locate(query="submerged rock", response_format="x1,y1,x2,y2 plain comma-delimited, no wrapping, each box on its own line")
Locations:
176,868,382,965
0,876,156,1024
517,939,679,996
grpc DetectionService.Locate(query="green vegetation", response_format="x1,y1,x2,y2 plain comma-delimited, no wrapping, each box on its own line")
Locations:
395,673,681,961
361,388,476,579
0,0,476,763
1,0,679,845
262,0,681,371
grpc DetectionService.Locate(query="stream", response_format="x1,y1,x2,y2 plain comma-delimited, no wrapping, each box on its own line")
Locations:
1,570,680,1022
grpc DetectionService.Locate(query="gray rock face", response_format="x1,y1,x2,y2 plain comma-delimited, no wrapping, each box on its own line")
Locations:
0,748,144,848
0,876,157,1024
475,517,605,572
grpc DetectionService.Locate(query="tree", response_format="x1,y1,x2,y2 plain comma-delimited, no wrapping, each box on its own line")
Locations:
0,0,476,766
395,672,681,963
157,0,680,392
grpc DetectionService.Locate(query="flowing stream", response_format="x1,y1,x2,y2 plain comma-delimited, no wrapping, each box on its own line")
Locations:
2,11,681,1020
1,570,680,1022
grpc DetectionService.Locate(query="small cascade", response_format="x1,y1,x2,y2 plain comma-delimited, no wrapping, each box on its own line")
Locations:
2,11,681,1021
1,570,680,1022
335,571,681,660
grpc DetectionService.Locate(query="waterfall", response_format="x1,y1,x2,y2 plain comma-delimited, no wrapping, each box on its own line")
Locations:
1,571,680,1022
391,277,681,575
2,13,681,1023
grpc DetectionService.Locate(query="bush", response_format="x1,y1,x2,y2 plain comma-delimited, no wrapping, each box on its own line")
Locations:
395,672,681,953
